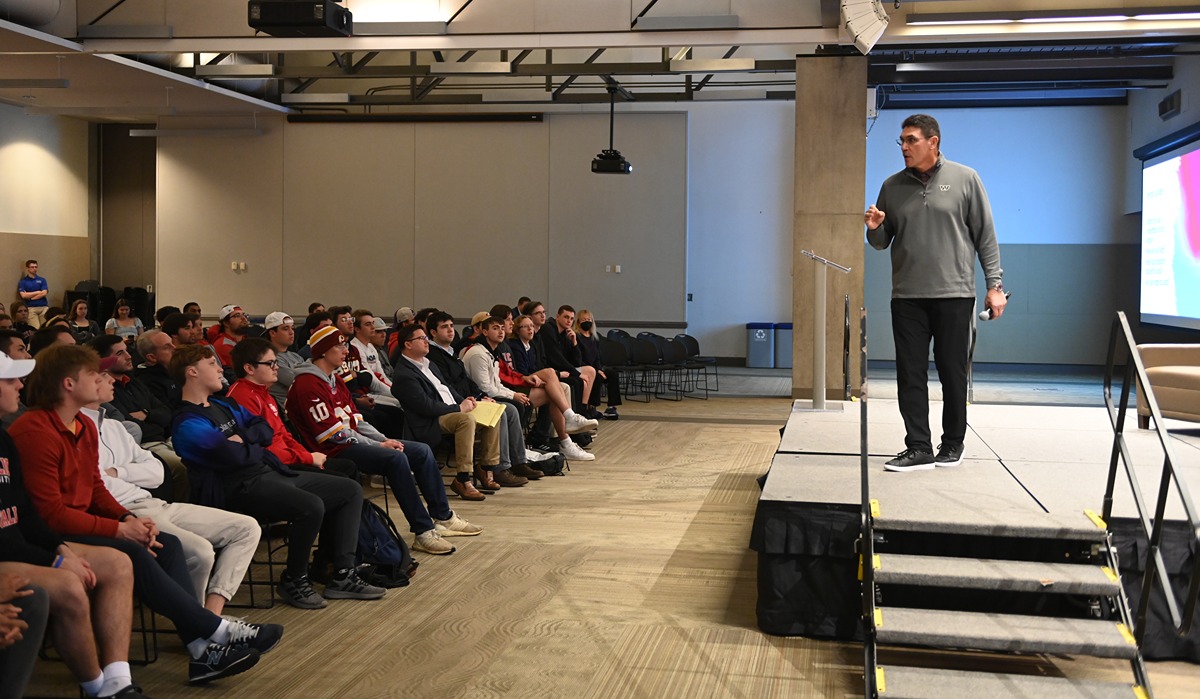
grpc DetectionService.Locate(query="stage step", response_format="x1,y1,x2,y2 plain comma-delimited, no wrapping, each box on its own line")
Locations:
875,554,1121,596
876,666,1145,699
876,607,1139,659
873,507,1108,542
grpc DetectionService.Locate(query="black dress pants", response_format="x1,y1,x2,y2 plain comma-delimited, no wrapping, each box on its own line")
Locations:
0,585,48,699
890,297,974,452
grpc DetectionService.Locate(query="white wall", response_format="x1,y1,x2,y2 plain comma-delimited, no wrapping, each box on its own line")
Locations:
1126,55,1200,214
685,100,795,357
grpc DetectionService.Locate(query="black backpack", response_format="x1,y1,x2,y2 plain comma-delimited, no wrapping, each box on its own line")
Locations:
356,500,417,588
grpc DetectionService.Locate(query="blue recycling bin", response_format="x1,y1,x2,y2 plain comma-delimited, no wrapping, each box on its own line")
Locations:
774,322,793,369
746,323,775,368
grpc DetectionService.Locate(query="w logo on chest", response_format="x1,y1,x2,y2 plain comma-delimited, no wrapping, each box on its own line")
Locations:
939,184,951,192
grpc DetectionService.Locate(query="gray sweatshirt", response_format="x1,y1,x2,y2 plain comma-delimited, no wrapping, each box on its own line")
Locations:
868,155,1003,298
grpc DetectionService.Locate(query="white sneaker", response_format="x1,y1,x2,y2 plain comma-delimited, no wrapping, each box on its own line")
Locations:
525,448,556,463
412,530,456,555
564,413,599,434
434,513,483,537
559,440,595,461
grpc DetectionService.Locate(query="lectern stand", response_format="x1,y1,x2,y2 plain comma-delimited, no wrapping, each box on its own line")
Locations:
796,250,851,412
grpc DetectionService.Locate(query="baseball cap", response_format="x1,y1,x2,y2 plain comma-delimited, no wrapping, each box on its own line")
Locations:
264,312,294,330
220,304,244,320
0,351,35,379
99,356,120,373
372,317,387,331
394,307,414,323
470,311,491,327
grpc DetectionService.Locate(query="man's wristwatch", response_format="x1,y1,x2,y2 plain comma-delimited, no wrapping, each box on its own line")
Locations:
989,282,1004,292
119,513,134,522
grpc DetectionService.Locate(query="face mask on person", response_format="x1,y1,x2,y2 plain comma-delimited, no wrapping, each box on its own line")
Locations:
580,321,593,331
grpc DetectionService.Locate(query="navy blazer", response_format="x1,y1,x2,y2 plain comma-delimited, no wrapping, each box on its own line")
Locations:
390,355,463,448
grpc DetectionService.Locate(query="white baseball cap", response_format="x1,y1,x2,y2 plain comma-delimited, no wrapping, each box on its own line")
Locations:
0,351,35,380
264,312,294,330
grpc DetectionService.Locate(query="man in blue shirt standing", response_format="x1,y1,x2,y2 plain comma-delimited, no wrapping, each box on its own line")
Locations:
16,260,49,329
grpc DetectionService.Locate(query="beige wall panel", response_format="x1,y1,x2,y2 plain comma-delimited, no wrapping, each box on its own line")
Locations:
412,121,550,314
2,232,91,309
547,113,687,324
0,107,89,239
155,121,285,314
282,122,417,316
793,56,867,399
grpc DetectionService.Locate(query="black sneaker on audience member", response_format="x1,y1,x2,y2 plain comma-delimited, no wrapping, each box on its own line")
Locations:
188,643,260,684
324,568,387,600
98,685,148,699
935,442,965,468
603,407,619,420
883,448,935,472
278,572,327,609
225,618,284,655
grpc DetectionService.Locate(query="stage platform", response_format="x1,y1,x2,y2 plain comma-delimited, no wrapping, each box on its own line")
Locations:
750,399,1200,655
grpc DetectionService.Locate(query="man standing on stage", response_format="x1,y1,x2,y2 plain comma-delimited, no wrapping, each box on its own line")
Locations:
865,114,1006,472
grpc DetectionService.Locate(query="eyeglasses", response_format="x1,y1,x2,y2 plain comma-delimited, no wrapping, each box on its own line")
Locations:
251,360,279,369
896,136,924,147
409,336,430,343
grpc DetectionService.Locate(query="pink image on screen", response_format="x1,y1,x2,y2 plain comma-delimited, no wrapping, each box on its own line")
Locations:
1182,150,1200,257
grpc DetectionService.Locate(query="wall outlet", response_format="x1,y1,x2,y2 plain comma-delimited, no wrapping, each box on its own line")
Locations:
687,293,693,301
239,261,247,271
614,265,621,273
230,261,237,270
146,284,153,293
605,264,612,273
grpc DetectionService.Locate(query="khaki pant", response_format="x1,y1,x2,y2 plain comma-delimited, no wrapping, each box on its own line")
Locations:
438,411,500,473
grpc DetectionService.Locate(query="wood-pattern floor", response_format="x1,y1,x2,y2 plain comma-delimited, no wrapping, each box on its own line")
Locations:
22,396,1200,698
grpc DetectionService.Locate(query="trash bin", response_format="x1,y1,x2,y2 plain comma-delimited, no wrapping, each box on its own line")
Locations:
774,322,793,369
746,323,775,368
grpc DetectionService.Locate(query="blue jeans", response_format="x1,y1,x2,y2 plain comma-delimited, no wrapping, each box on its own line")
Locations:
338,441,452,534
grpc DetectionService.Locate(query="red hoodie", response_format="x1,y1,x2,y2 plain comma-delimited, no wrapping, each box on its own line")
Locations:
226,379,315,466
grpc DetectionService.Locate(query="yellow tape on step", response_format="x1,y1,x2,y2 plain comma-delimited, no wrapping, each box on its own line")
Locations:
875,667,886,694
874,608,883,628
1102,566,1119,582
1132,686,1148,699
1084,509,1107,529
870,499,880,517
1117,623,1136,646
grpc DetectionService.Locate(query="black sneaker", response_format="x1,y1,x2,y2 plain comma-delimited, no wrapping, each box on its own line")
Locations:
98,684,149,699
935,442,965,468
188,643,260,684
225,618,284,655
603,407,619,420
324,568,387,600
278,572,327,610
884,448,935,472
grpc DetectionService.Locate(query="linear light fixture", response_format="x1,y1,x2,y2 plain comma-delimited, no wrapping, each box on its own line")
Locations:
0,78,69,89
195,64,277,78
129,128,263,137
907,7,1200,26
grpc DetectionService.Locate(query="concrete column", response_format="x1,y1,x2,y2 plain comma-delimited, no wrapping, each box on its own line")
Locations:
792,55,868,400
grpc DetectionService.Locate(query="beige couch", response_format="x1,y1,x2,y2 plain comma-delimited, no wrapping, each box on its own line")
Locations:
1136,344,1200,429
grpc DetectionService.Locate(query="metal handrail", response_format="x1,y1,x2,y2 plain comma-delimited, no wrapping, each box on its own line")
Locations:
859,307,877,697
1102,311,1200,640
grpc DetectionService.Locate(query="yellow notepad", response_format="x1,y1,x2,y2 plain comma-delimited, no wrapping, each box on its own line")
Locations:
469,400,506,428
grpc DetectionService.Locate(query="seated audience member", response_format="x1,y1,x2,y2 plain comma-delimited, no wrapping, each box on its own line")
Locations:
391,324,500,500
9,345,279,684
169,343,383,608
261,312,304,408
29,325,77,356
68,300,102,345
154,306,181,329
294,304,325,350
297,311,332,360
348,309,400,408
165,312,233,387
9,303,36,341
0,331,30,429
0,350,146,699
211,305,250,368
226,338,357,480
288,326,480,554
371,317,393,379
104,299,143,341
86,360,260,616
328,307,402,436
507,314,598,461
0,314,12,332
385,306,416,357
539,303,597,410
514,296,531,320
575,309,621,419
459,316,566,482
134,330,179,409
182,302,202,317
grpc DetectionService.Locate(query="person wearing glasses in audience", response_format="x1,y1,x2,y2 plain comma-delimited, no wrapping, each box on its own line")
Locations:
211,305,250,368
865,114,1005,473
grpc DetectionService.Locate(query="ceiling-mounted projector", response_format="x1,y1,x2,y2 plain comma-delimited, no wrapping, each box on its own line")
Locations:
592,149,633,174
248,0,352,38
